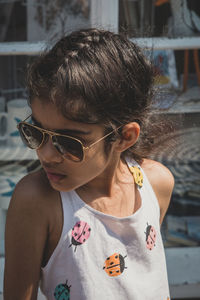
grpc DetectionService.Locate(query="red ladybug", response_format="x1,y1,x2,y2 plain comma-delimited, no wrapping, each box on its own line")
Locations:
103,253,127,277
145,223,156,250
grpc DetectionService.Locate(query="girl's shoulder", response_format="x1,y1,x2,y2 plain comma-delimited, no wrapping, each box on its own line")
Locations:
14,169,56,201
141,159,174,224
141,158,174,184
8,170,60,224
4,170,61,297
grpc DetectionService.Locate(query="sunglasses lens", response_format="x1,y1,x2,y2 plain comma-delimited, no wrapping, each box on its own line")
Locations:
18,122,84,162
18,123,43,149
52,135,84,162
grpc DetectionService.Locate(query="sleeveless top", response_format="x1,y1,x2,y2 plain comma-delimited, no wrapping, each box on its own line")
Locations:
40,159,170,300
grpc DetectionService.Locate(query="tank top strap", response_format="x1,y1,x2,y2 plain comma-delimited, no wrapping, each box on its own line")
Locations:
125,158,160,217
54,191,82,248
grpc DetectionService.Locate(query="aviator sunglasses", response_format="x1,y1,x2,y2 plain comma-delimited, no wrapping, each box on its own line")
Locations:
17,115,123,162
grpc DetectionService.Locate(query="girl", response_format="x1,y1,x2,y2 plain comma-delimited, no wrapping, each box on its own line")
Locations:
4,28,174,300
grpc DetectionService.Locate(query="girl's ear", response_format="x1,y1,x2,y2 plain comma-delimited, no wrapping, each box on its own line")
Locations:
114,122,140,152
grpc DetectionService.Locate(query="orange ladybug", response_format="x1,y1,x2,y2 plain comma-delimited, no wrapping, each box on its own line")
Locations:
103,253,127,277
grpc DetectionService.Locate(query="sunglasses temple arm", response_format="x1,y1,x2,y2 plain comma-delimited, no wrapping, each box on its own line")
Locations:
24,114,32,122
17,114,32,128
87,125,123,149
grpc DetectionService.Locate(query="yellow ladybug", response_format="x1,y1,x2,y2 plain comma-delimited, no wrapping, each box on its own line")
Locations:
129,166,143,188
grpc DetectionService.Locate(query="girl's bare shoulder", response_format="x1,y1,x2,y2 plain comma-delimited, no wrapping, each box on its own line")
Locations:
9,169,59,217
141,159,174,183
14,169,55,200
141,158,174,223
141,158,174,188
4,170,60,298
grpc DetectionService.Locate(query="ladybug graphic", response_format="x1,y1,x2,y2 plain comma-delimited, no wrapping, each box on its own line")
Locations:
69,220,91,252
54,280,71,300
103,253,127,277
129,166,143,188
145,223,156,250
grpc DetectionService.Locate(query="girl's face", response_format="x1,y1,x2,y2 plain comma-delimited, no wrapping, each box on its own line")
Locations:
31,98,119,192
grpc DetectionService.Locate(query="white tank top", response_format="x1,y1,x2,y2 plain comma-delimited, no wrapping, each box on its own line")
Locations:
40,159,170,300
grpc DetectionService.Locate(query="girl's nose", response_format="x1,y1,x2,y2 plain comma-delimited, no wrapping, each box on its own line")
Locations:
36,135,63,164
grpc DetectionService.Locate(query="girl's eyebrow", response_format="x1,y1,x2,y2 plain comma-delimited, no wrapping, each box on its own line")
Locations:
31,115,92,136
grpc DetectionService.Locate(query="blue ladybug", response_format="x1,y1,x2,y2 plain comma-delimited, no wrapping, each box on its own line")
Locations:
54,280,71,300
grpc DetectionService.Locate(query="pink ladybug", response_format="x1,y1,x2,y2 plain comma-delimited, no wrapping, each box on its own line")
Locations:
145,223,156,250
69,220,91,252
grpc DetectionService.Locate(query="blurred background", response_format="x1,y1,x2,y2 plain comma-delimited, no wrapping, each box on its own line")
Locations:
0,0,200,299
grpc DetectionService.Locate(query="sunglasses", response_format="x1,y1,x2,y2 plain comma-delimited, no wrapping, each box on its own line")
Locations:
17,115,123,162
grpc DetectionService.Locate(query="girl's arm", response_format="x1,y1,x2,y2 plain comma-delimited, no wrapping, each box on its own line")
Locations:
4,173,49,300
142,159,175,225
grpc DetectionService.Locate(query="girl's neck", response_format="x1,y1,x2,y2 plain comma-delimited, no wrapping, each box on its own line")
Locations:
75,158,138,217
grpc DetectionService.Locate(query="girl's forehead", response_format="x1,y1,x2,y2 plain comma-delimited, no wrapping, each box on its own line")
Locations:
31,98,103,133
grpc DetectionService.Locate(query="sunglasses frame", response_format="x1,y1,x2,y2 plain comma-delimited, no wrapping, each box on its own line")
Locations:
17,114,123,162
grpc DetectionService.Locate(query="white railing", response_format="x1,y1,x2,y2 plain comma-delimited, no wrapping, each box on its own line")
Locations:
0,37,200,55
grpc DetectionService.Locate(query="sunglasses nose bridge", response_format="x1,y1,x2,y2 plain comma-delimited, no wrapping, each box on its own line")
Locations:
44,131,56,146
38,129,52,148
39,131,62,159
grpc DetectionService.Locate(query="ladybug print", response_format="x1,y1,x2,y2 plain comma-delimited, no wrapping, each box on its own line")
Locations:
103,253,127,277
145,223,156,250
69,220,91,252
129,166,143,188
54,280,71,300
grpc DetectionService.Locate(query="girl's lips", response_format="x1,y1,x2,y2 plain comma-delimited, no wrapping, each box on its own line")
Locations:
46,171,66,183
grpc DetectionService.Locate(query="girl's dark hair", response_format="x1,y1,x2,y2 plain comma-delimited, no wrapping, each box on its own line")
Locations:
27,28,172,163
